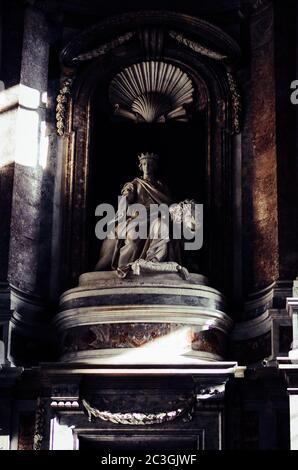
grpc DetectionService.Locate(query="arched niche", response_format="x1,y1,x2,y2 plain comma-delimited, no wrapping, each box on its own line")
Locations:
57,11,241,301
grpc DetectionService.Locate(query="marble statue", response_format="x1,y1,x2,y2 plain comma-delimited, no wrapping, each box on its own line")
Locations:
95,152,198,279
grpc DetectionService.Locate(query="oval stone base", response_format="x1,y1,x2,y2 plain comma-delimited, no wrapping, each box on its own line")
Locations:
55,271,232,364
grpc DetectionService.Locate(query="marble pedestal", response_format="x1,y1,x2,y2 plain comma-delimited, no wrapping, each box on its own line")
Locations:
55,271,232,364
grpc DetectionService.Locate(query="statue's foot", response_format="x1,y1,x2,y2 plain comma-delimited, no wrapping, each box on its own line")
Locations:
116,260,190,281
177,265,190,280
116,266,130,278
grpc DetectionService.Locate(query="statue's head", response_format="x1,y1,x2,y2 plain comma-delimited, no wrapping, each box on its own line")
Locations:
138,152,159,177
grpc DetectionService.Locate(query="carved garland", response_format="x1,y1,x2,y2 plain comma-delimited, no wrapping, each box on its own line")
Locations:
33,398,47,451
56,77,74,136
169,30,227,61
72,32,135,62
82,397,195,425
226,71,241,134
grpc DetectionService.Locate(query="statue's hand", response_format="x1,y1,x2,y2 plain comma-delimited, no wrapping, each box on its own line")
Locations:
121,182,134,196
121,182,135,204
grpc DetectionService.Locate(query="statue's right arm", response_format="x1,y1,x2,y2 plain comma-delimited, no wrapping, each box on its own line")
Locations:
121,181,136,203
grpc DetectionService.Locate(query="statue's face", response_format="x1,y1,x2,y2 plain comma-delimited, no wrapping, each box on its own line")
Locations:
140,158,156,178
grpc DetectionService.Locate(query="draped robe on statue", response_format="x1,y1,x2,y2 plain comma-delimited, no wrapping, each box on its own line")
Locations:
95,177,182,272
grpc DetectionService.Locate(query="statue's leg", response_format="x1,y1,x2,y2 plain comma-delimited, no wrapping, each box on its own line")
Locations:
94,238,117,271
146,217,169,262
118,222,142,267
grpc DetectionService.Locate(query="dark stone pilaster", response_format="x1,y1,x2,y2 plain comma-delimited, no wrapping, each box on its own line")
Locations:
7,6,57,364
0,1,24,285
8,6,51,297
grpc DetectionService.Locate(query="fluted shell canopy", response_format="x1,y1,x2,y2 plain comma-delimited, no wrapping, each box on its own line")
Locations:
109,61,194,123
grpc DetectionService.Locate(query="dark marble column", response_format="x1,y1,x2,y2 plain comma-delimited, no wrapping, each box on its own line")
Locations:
242,1,279,299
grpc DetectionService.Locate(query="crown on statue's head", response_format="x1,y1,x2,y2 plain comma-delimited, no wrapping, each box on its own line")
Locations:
138,152,159,162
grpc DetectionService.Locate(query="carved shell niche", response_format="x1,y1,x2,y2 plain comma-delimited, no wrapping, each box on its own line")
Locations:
109,61,194,123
